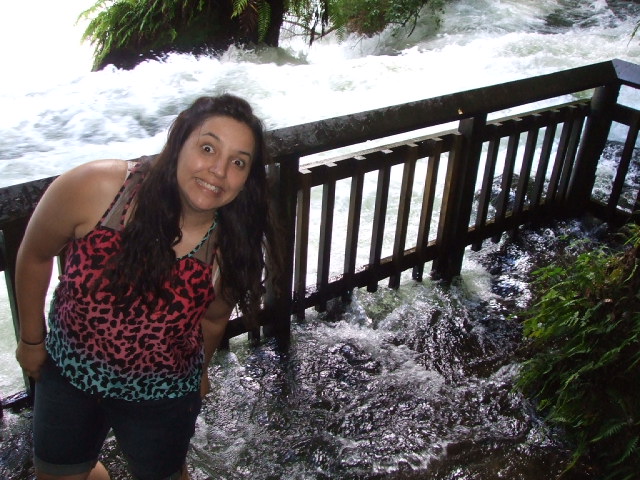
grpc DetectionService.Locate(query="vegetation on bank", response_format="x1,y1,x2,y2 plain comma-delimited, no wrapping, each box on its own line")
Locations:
517,222,640,480
79,0,445,70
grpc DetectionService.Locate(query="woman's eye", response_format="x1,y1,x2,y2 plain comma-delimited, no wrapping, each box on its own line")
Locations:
202,145,214,153
233,158,246,168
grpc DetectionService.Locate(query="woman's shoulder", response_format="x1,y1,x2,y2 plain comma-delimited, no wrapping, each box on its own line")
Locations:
28,160,133,242
63,159,129,185
54,159,129,200
51,160,130,221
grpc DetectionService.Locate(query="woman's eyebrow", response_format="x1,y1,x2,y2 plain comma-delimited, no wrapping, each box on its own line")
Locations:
201,131,221,142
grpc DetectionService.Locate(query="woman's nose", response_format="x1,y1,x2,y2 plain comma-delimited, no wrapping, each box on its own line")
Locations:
209,156,227,178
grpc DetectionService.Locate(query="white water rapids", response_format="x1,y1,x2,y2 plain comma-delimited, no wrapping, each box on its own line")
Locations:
1,2,640,477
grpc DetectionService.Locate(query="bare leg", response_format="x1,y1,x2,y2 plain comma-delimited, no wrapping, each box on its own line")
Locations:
37,461,109,480
180,463,190,480
87,462,110,480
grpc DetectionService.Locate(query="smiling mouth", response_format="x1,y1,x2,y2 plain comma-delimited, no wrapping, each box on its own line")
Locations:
196,178,221,194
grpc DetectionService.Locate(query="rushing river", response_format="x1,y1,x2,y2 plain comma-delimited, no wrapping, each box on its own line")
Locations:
1,0,640,478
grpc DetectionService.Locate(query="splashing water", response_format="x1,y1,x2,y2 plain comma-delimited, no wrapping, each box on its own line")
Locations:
1,1,639,478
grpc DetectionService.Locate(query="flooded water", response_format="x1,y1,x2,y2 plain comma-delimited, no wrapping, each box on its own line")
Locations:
1,0,640,478
1,218,608,479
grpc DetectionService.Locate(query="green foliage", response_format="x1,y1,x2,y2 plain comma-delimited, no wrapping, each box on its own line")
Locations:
517,223,640,479
80,0,448,68
231,0,272,42
326,0,444,37
80,0,211,69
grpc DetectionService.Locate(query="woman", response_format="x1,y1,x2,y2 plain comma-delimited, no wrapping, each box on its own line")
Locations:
15,94,279,480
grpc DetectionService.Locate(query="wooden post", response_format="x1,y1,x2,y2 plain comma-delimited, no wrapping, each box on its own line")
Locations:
1,219,33,395
566,84,620,214
262,157,298,343
432,115,487,281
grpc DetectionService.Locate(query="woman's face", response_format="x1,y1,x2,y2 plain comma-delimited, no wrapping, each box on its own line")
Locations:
176,115,255,219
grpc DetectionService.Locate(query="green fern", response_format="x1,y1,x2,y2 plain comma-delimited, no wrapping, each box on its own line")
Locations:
517,222,640,479
257,1,272,41
232,0,250,18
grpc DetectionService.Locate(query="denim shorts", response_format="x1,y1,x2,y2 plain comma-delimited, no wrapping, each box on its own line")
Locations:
33,358,202,480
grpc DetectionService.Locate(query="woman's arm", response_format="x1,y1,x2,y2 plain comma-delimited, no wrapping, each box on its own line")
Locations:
199,260,233,397
15,159,127,380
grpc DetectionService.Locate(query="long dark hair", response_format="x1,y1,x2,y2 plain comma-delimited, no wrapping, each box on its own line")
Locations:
104,94,280,327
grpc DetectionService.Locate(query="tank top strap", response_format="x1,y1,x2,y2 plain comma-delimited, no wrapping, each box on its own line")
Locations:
100,156,154,230
187,219,218,265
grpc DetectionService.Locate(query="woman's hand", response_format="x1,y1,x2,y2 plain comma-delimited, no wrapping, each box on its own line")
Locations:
16,340,48,381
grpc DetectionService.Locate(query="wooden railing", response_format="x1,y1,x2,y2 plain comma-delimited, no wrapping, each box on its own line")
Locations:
1,59,639,397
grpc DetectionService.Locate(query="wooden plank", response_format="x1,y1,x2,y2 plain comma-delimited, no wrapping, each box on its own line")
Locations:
389,144,419,289
293,172,312,318
607,114,640,216
513,122,540,215
266,60,629,159
566,85,621,215
432,115,487,280
302,243,440,309
0,177,55,224
546,108,577,203
367,160,392,292
472,127,501,251
316,177,337,312
492,127,521,242
413,140,443,280
343,157,365,294
557,114,586,202
530,119,558,207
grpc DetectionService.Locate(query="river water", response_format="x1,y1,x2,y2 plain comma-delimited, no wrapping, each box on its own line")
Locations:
1,0,640,478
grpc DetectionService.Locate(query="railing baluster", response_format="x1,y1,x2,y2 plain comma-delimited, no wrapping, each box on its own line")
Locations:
492,125,520,242
413,140,442,281
343,156,365,298
530,114,558,208
316,172,337,312
368,153,392,292
293,171,312,319
513,118,540,215
389,144,419,289
473,128,501,251
557,115,586,202
607,114,640,216
547,109,576,204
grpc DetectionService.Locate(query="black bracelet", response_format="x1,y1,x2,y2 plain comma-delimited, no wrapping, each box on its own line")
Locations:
20,337,45,346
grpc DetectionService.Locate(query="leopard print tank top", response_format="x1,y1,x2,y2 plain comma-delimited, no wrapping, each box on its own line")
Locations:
45,157,217,401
